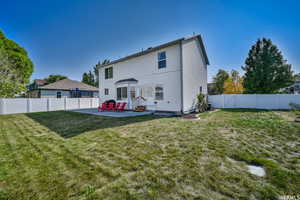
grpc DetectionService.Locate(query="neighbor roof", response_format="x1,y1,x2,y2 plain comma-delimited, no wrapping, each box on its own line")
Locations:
99,34,209,68
34,79,47,86
40,79,99,91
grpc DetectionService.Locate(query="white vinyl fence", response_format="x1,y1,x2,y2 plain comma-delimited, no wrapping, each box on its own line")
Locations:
208,94,300,109
0,98,99,115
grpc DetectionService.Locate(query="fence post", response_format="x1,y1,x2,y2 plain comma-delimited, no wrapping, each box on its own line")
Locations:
78,98,81,109
64,97,67,110
222,95,225,108
276,94,280,110
90,98,93,108
233,95,236,108
27,98,31,113
255,94,257,109
47,98,50,111
0,99,4,114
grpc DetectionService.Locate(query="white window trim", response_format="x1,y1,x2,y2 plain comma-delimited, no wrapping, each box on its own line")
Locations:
155,85,164,100
158,51,167,69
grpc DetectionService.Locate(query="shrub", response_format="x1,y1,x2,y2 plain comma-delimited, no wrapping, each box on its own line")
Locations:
197,93,208,113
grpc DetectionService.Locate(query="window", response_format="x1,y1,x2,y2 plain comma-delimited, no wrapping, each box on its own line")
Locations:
105,67,113,79
141,87,153,98
155,86,164,100
158,51,166,69
71,90,82,98
57,91,61,98
104,88,109,95
117,87,127,100
80,91,93,97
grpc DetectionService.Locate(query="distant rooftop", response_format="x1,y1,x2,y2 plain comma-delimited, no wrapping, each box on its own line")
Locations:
40,79,98,91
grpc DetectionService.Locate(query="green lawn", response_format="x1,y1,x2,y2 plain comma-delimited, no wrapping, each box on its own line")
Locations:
0,109,299,200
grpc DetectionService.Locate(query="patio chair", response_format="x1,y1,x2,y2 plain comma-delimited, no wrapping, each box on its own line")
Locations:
113,102,121,112
118,102,127,112
107,102,115,111
98,102,108,112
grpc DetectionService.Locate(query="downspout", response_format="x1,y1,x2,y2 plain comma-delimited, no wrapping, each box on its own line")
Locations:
179,40,184,115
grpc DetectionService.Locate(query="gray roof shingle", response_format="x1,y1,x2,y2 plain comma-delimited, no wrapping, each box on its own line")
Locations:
99,34,209,68
40,79,98,91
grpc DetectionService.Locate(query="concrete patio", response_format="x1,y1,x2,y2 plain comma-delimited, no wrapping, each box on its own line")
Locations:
71,108,153,118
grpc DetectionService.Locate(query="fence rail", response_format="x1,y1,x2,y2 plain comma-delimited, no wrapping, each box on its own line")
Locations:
208,94,300,110
0,98,99,115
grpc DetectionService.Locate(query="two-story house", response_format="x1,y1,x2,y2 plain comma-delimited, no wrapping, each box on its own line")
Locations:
98,34,209,114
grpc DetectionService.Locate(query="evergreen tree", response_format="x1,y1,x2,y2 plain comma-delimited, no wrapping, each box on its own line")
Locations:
242,38,294,93
82,72,90,85
88,70,95,86
45,74,67,84
83,59,110,87
94,59,110,87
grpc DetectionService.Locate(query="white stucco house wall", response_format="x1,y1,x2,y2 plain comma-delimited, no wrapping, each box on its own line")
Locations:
98,34,209,114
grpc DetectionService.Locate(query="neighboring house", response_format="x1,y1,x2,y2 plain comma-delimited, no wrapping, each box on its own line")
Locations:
98,34,209,114
286,77,300,94
27,78,99,98
26,79,48,98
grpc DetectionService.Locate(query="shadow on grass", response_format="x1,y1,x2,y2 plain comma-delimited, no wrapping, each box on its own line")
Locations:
220,108,271,113
26,111,159,138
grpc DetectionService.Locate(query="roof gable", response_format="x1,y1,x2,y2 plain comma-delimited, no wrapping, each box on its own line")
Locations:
99,34,209,68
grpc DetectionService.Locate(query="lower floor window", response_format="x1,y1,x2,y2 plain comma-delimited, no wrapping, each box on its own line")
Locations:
104,88,109,95
155,85,163,100
117,87,127,100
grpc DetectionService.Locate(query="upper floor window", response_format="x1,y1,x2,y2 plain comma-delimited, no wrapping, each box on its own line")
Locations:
158,51,166,69
105,67,113,79
155,85,164,100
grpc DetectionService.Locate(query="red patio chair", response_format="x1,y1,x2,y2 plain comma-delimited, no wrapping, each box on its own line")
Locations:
107,102,115,111
98,102,108,112
113,102,121,112
118,102,127,112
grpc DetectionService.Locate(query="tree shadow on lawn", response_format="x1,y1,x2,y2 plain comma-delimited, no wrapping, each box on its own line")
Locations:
26,111,159,139
220,108,271,113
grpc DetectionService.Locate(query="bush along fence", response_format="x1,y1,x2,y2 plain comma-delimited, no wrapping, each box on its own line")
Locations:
208,94,300,110
0,98,99,115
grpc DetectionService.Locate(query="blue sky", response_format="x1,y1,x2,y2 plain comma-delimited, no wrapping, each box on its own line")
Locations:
1,0,299,82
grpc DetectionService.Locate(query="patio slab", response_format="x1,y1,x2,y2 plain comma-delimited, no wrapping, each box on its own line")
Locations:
71,108,153,118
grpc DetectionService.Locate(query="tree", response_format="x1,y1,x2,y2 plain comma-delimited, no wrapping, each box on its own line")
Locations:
82,72,89,85
83,59,110,87
82,71,95,86
45,74,67,84
0,30,34,97
0,48,25,97
212,69,229,94
242,38,294,94
94,59,109,87
224,70,244,94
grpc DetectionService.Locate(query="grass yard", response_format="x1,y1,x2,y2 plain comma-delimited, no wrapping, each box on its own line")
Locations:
0,109,299,200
